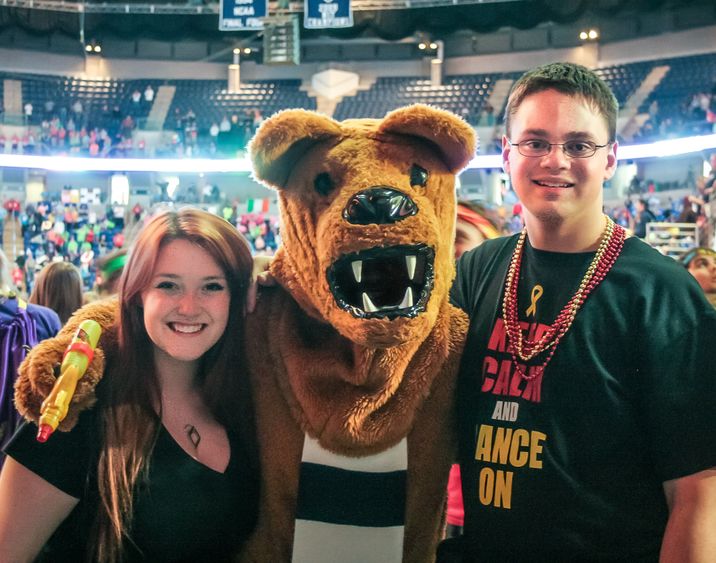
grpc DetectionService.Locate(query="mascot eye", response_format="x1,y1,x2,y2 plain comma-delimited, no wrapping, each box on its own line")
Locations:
410,164,429,187
314,173,335,196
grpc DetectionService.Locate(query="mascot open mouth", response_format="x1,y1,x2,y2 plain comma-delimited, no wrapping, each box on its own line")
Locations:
327,244,435,319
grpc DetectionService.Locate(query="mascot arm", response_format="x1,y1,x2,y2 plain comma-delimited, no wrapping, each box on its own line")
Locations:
14,298,119,431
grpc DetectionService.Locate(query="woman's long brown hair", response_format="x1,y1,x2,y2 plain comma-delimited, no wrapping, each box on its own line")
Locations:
29,261,84,324
89,208,257,562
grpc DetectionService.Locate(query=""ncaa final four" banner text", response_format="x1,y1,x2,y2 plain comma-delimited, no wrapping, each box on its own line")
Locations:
220,0,266,30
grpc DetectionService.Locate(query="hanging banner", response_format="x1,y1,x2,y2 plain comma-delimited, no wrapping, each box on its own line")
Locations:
304,0,353,29
219,0,266,30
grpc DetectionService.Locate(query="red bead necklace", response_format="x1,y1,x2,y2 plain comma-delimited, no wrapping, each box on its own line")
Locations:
501,215,626,380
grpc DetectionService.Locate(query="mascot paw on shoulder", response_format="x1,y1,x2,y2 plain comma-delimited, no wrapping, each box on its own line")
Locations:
15,104,476,563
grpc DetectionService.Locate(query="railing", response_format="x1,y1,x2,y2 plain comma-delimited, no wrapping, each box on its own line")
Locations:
0,0,520,14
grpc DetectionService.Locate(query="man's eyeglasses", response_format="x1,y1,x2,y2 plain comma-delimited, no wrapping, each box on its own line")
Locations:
508,139,611,159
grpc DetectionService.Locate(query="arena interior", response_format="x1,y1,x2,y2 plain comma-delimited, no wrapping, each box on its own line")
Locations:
1,0,716,291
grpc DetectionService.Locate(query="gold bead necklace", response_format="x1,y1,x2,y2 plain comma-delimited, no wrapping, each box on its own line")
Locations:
501,215,626,380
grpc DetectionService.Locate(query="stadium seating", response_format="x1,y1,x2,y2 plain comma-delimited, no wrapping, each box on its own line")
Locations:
0,71,315,136
2,51,714,144
333,73,521,121
638,52,716,123
165,78,316,132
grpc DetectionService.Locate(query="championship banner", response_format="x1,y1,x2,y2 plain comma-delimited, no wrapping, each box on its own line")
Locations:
219,0,266,30
304,0,353,29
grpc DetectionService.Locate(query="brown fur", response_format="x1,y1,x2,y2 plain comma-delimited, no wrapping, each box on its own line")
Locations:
13,104,476,562
242,104,474,561
14,298,118,430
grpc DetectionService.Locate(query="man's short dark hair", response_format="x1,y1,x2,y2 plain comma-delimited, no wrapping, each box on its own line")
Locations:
504,62,619,143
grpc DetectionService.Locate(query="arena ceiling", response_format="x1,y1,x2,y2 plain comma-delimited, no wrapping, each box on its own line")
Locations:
0,0,711,41
0,0,713,59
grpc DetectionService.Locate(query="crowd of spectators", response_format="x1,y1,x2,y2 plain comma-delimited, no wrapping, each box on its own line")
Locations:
605,191,711,249
611,153,716,245
2,105,269,159
2,191,281,300
632,88,716,143
0,82,158,157
4,102,267,160
12,200,128,294
2,103,143,158
160,107,264,158
2,73,714,159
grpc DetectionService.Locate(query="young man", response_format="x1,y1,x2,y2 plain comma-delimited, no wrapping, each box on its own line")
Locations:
450,63,716,562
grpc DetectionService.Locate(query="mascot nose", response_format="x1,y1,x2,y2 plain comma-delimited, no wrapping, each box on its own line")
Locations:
343,187,417,225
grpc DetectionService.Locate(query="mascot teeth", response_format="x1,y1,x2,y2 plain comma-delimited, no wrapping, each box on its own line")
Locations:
351,261,363,283
406,255,417,280
399,287,414,308
327,244,434,319
362,292,379,313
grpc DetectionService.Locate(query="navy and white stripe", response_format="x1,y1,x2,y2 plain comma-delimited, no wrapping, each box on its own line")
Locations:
291,435,408,563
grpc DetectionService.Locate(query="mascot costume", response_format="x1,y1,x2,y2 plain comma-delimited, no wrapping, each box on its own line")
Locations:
14,104,476,562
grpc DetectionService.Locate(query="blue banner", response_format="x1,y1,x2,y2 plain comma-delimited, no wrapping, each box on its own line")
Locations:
304,0,353,29
219,0,266,30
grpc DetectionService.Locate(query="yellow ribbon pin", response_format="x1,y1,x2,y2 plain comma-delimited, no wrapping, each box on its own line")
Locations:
525,285,543,317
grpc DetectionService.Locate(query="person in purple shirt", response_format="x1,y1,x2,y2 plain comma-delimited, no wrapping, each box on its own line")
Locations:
1,248,62,455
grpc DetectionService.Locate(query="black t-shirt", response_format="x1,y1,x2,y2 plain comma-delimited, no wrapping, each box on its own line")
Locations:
5,404,258,562
450,235,716,562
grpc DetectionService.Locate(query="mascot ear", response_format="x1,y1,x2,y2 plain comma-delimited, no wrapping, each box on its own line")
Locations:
249,109,342,190
379,104,477,173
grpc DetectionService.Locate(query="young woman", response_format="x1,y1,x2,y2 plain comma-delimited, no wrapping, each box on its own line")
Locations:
30,260,84,324
0,208,259,562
